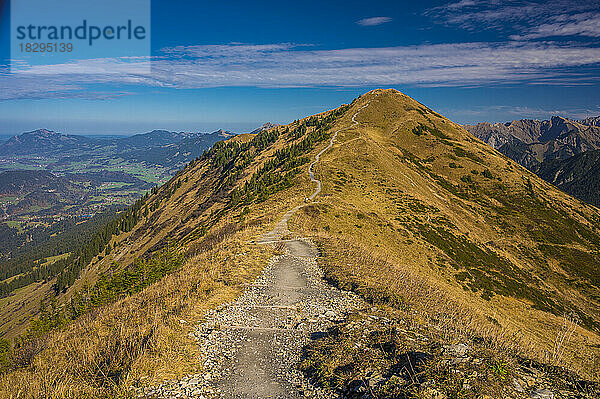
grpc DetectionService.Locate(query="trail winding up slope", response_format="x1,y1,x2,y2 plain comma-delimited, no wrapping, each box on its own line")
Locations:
144,97,375,399
308,99,375,201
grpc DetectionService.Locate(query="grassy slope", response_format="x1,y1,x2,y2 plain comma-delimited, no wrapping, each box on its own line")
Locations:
0,280,52,339
291,89,600,378
0,98,331,341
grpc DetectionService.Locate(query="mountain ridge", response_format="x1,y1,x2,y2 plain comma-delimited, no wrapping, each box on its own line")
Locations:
0,129,99,156
464,116,600,168
1,89,599,397
0,128,235,157
580,116,600,127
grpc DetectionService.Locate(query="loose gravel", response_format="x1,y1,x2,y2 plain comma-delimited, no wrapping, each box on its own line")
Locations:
141,236,364,399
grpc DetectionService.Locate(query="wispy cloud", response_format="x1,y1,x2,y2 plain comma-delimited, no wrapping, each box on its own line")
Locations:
443,104,600,124
356,17,392,26
2,41,600,100
511,12,600,39
443,0,478,10
427,0,600,39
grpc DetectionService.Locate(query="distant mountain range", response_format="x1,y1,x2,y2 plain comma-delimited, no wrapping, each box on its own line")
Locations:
465,116,600,207
464,116,600,169
0,128,234,161
0,129,100,156
250,122,279,134
117,129,234,165
0,135,13,144
581,116,600,127
0,127,237,220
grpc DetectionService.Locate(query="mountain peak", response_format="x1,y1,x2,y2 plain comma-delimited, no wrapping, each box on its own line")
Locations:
549,115,579,129
0,128,96,156
250,123,279,134
22,128,60,137
363,87,402,96
3,92,600,395
147,129,173,135
211,129,234,138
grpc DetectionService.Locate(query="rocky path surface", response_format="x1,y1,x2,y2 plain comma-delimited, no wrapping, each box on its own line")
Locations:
142,101,375,398
143,234,363,399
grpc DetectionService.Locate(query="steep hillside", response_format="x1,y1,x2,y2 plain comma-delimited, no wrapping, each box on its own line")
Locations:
0,129,233,265
581,116,600,127
114,129,199,150
0,170,67,194
0,128,233,170
535,149,600,207
464,116,600,207
290,90,600,375
465,116,600,168
250,122,279,134
1,89,599,397
0,170,89,217
0,95,356,397
0,129,204,156
0,102,345,339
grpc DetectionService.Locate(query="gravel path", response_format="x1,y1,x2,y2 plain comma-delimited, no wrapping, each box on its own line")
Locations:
142,234,363,399
142,100,375,399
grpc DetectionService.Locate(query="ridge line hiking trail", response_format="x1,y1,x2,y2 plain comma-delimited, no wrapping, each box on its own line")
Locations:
143,99,376,398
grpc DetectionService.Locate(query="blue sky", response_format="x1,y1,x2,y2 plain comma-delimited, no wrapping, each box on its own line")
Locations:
1,0,599,135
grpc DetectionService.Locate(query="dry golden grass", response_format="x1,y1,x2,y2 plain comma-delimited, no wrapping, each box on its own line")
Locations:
0,220,273,398
0,280,53,339
0,92,323,342
292,217,600,379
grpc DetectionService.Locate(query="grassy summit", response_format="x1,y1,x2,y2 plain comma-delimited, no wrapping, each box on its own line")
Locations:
291,89,600,376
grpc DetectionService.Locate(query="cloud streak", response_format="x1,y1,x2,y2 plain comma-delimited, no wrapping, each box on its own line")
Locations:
356,17,392,26
2,41,600,99
428,0,600,39
511,13,600,39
